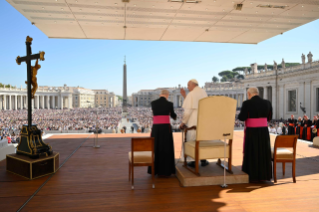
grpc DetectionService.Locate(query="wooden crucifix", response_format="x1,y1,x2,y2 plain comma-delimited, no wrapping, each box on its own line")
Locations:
16,36,45,129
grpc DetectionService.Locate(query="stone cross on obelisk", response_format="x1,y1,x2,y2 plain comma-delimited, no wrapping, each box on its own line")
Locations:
122,56,128,115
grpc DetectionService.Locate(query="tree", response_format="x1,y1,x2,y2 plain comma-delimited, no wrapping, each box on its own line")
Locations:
218,70,239,82
232,67,251,72
117,95,123,101
0,83,15,88
218,70,233,78
221,76,228,82
237,74,245,80
212,76,219,82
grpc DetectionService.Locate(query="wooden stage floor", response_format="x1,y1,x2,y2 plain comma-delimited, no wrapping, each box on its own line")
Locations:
1,132,319,212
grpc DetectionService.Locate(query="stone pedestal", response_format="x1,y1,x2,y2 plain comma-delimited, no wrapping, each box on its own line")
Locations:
6,152,59,180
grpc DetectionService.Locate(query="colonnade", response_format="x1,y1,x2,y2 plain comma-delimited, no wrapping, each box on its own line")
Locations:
0,94,72,110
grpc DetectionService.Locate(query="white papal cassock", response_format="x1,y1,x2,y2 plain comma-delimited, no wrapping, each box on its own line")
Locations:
182,86,208,142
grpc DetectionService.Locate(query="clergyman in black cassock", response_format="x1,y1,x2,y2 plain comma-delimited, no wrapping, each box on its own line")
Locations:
147,90,177,176
238,88,273,182
302,116,312,141
295,117,303,139
288,115,296,135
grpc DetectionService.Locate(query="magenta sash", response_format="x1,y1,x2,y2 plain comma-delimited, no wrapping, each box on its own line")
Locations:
153,115,170,124
243,118,268,154
245,118,268,128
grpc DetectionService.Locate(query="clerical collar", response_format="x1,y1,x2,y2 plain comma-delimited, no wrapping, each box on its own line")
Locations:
251,95,260,99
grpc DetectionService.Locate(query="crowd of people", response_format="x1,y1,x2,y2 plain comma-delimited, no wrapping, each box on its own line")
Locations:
269,114,319,142
0,108,122,132
1,107,317,142
0,107,243,136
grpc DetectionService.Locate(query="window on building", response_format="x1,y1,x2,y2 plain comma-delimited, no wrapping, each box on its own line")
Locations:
317,88,319,112
288,90,296,112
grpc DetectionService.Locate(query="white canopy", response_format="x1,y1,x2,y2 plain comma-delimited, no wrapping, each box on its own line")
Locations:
6,0,319,44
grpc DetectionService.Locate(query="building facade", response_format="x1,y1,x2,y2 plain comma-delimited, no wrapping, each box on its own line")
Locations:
72,87,95,108
132,83,245,108
0,84,117,110
94,89,109,108
93,90,118,108
243,52,319,120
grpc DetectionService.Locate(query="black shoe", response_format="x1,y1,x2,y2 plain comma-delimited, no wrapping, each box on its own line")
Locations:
187,161,195,168
201,160,209,167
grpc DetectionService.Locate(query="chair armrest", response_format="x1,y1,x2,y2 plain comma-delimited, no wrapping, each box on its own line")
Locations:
184,126,197,133
183,126,196,142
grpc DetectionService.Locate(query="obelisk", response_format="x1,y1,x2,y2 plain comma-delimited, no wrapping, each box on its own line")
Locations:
122,56,128,116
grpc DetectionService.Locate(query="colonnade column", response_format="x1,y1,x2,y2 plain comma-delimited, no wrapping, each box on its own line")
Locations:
36,95,40,109
1,95,3,110
42,96,45,109
245,87,248,101
304,80,311,118
0,95,3,110
58,95,61,109
61,97,64,109
4,95,6,110
14,95,17,110
3,95,5,110
24,95,27,109
17,96,19,109
235,94,238,107
52,96,55,109
278,85,284,119
271,86,277,119
241,94,244,107
25,95,27,109
9,95,12,110
20,96,22,109
47,95,50,109
264,86,268,100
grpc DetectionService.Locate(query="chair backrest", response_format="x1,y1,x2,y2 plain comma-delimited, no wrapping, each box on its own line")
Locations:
196,96,237,141
274,135,298,149
131,137,154,152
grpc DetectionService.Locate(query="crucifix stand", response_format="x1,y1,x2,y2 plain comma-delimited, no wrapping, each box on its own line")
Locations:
15,36,53,159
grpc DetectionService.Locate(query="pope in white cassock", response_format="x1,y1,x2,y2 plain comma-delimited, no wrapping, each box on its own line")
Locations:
179,79,209,167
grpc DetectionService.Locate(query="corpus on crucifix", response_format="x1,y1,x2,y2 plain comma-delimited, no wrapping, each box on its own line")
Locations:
15,36,52,158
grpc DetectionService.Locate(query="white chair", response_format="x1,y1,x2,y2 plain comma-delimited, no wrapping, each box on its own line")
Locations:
184,96,237,176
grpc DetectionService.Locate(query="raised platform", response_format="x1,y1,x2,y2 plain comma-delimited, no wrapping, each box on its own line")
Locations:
176,160,248,187
1,132,319,212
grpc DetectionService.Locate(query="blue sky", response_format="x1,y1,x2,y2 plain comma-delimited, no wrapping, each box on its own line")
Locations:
1,1,319,96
